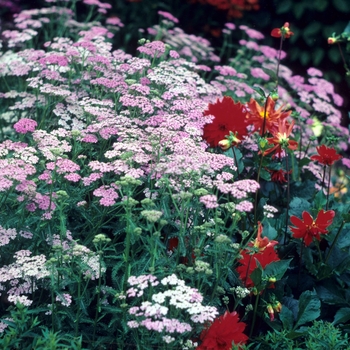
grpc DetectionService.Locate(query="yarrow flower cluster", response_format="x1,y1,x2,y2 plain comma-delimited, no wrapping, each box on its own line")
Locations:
126,274,218,344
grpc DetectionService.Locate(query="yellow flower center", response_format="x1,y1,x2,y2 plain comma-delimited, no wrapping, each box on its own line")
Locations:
259,111,269,119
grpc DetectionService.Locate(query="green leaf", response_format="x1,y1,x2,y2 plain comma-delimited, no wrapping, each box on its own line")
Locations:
276,0,292,14
311,48,325,66
263,221,277,241
333,307,350,326
293,290,320,330
334,0,350,12
289,197,310,218
252,86,266,98
314,189,327,209
263,259,292,280
261,67,277,82
344,21,350,34
313,0,328,11
293,3,306,19
280,305,294,331
250,264,263,287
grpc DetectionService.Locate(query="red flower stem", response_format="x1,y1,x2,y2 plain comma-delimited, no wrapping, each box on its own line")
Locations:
297,241,304,290
322,165,326,190
249,292,260,338
261,94,270,138
254,153,264,225
275,36,284,89
325,221,345,264
244,254,253,287
337,42,350,74
326,165,332,211
284,154,290,245
232,147,240,179
315,240,323,264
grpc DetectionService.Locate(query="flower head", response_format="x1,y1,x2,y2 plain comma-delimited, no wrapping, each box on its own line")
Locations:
271,22,294,39
13,118,38,134
310,144,342,166
236,246,280,288
202,96,248,148
197,311,248,350
268,168,291,183
246,97,291,135
290,210,335,246
253,222,278,251
263,119,298,158
327,37,338,44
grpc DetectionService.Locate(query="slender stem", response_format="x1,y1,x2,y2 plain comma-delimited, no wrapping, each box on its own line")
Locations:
275,37,284,88
249,293,260,338
325,221,345,264
337,42,350,74
232,147,240,179
326,165,332,211
254,153,264,225
284,154,290,245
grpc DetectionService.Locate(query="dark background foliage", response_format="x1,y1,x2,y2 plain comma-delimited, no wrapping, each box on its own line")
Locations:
2,0,350,122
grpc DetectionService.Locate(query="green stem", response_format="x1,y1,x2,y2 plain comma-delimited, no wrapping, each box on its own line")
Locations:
93,252,103,343
284,154,290,245
326,165,332,211
254,154,264,225
249,293,260,338
325,221,345,264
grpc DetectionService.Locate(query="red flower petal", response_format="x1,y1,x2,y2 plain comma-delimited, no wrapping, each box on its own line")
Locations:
202,96,248,148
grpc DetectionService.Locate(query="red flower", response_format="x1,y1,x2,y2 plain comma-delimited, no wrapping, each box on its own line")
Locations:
271,22,294,39
202,96,248,148
268,168,290,183
197,311,248,350
236,246,280,288
310,144,342,166
253,221,278,251
246,97,291,135
289,210,335,246
263,119,298,158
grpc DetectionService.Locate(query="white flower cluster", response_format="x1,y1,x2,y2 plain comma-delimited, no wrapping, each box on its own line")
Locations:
263,204,279,218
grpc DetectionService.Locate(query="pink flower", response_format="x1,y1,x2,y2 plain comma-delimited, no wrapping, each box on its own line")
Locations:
13,119,37,134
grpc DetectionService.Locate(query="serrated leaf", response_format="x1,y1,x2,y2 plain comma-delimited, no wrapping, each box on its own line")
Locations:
293,290,320,330
334,0,350,12
280,305,294,331
261,67,277,81
263,259,292,280
332,307,350,326
252,86,267,98
276,0,292,14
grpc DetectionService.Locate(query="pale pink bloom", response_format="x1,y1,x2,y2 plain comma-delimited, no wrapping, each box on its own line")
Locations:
13,118,37,134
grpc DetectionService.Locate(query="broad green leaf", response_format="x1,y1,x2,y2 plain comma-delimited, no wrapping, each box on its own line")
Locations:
263,259,292,280
334,0,350,12
293,290,320,330
344,21,350,34
333,307,350,326
262,221,277,241
316,284,347,305
261,67,277,82
314,189,327,210
280,305,294,331
276,0,292,14
250,264,263,287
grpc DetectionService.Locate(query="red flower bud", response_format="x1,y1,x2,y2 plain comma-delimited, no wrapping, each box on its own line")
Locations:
267,304,274,321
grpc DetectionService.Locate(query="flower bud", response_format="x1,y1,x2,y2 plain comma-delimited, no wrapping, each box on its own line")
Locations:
273,301,282,313
267,304,274,321
271,92,279,101
218,139,231,151
268,276,277,283
328,37,337,44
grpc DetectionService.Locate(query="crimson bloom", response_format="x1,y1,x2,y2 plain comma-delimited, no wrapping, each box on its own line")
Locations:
237,222,280,288
253,221,278,251
290,210,335,246
237,246,280,288
310,144,342,166
271,22,294,39
268,168,291,183
197,311,248,350
246,96,291,135
202,96,248,148
263,119,298,158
